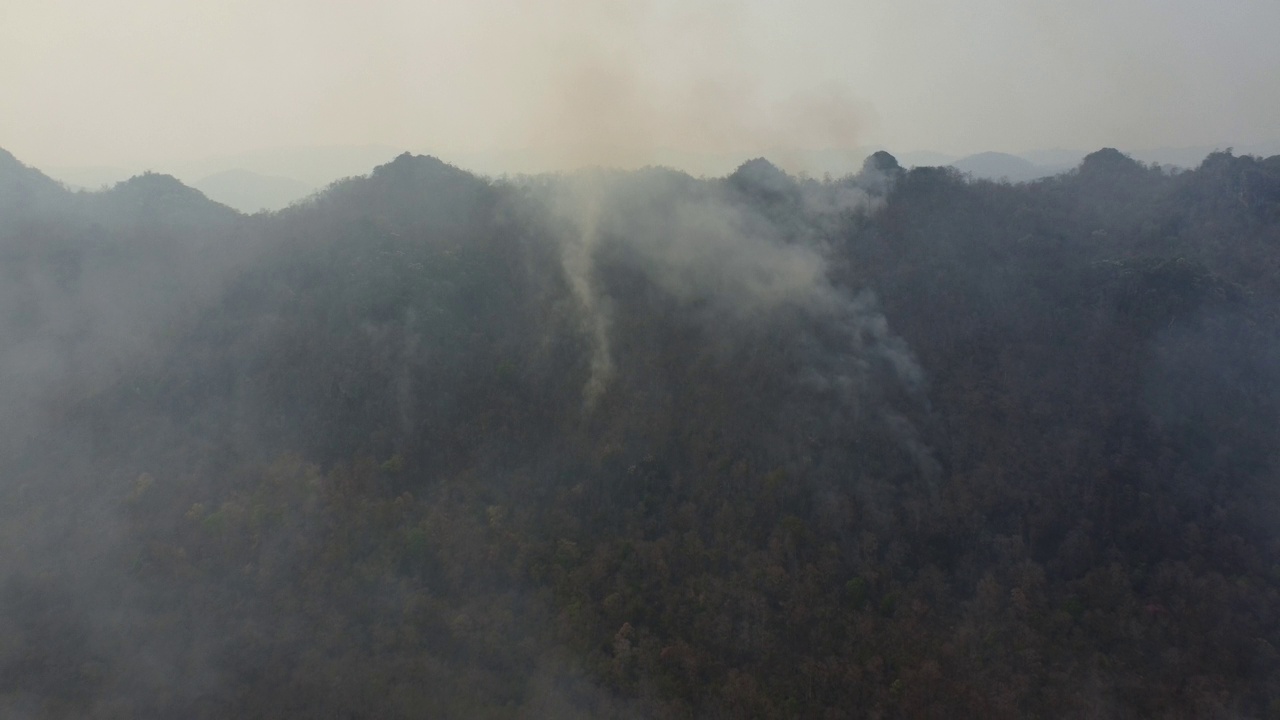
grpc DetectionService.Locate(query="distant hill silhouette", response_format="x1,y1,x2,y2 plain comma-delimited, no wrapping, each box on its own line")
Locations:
950,150,1062,182
193,168,314,213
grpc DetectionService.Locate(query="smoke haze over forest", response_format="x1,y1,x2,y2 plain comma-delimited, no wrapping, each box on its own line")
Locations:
4,1,1280,718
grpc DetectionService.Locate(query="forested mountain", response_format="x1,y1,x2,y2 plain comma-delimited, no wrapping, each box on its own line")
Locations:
2,145,1279,718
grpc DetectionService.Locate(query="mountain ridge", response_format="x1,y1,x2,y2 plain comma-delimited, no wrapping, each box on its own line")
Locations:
3,142,1280,717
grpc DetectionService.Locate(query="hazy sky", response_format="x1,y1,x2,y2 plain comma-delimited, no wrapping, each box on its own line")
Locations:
3,0,1279,172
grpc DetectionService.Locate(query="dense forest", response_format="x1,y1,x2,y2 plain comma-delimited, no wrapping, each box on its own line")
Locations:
2,143,1280,718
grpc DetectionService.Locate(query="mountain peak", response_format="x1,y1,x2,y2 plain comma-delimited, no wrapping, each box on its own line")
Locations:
1079,147,1144,176
862,151,901,174
371,152,465,182
728,157,797,202
95,171,241,221
105,171,216,205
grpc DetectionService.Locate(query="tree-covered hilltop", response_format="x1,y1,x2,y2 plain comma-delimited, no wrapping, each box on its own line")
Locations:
2,146,1279,718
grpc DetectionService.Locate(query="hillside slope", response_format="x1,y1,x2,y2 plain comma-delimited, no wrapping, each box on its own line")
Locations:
2,148,1280,718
